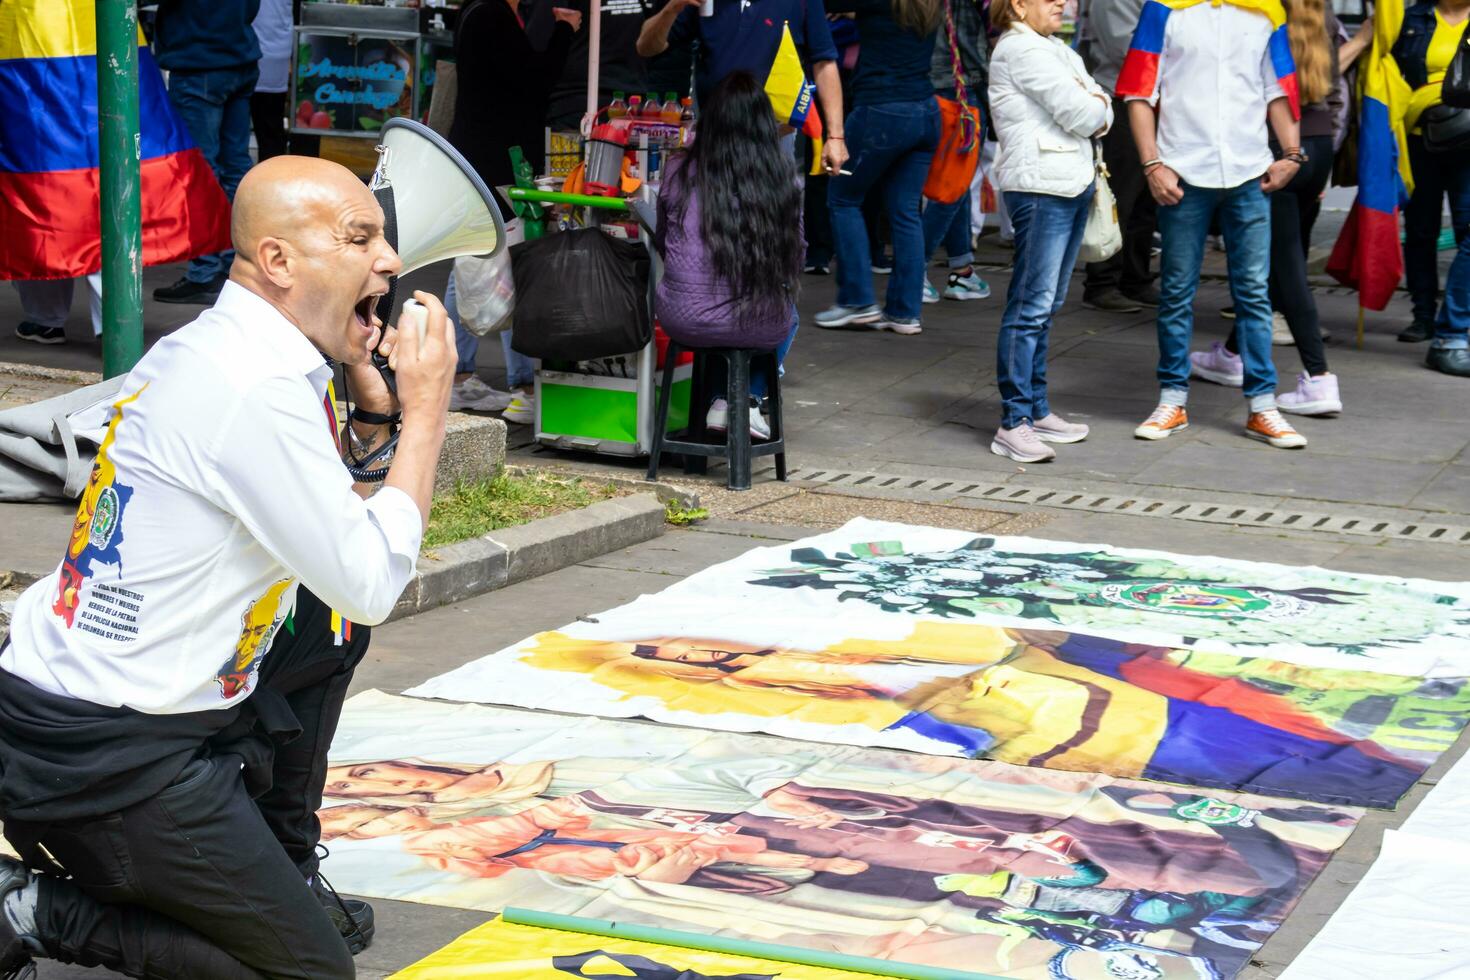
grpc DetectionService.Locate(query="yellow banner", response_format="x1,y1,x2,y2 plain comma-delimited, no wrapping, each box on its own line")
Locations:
392,919,875,980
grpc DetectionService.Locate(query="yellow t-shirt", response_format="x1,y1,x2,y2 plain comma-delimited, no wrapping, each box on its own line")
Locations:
1408,9,1470,132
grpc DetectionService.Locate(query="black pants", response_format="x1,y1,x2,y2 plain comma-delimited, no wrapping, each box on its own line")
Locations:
250,91,288,162
25,590,367,979
1083,96,1157,298
1226,134,1334,377
1405,132,1470,324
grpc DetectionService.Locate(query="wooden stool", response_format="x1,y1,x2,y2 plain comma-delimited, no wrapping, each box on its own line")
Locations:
646,343,787,491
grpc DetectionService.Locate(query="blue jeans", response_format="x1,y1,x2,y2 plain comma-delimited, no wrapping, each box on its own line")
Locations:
166,66,257,283
443,267,535,386
922,189,975,270
1435,227,1470,350
829,100,941,320
1156,179,1277,408
996,187,1093,429
749,309,798,400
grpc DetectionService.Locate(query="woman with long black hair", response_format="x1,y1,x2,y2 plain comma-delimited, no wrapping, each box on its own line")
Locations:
655,71,805,439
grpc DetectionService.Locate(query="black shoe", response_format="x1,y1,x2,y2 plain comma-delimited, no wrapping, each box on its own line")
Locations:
1082,289,1143,313
1219,305,1236,319
1120,284,1160,307
803,263,831,275
0,861,37,980
1427,347,1470,377
15,321,65,345
152,274,225,305
1398,319,1435,343
311,870,375,954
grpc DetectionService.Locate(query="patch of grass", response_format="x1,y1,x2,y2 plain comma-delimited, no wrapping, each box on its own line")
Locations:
425,471,621,548
663,500,709,526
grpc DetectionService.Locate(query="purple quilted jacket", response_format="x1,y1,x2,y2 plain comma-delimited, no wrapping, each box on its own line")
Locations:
654,156,801,351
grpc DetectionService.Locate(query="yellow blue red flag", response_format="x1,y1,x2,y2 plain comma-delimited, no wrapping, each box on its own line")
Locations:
1326,0,1410,311
0,0,232,280
1116,0,1300,119
765,23,823,140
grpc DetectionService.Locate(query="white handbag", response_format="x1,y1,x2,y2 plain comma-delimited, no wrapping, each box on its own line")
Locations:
1078,145,1122,264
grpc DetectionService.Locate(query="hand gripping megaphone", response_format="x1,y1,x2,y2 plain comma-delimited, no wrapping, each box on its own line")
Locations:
345,117,507,482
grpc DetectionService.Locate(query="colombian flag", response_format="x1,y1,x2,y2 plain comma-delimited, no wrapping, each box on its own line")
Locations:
1326,0,1410,311
765,23,823,141
0,1,232,281
1117,0,1300,120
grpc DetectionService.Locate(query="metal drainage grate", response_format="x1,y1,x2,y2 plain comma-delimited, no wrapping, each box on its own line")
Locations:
783,467,1470,543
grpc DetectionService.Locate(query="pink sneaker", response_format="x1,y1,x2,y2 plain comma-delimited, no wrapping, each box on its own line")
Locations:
1032,413,1089,444
1277,373,1342,417
1189,342,1243,387
990,424,1056,462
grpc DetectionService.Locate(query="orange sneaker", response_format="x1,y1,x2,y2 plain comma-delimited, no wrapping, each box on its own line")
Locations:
1134,404,1189,440
1246,409,1307,448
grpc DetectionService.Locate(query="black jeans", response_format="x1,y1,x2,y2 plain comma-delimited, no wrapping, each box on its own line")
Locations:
249,91,288,162
1405,132,1470,324
1083,96,1157,297
1226,134,1334,377
23,590,366,979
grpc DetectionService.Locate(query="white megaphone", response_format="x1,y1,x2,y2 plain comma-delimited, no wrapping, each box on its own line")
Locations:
346,118,511,485
368,117,511,337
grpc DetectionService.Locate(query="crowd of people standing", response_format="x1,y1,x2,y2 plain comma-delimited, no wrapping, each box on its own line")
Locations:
9,0,1470,458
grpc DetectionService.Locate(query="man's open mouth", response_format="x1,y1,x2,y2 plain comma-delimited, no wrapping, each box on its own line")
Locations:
355,293,383,328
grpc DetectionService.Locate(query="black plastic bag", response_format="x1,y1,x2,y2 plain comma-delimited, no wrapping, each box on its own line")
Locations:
509,229,650,360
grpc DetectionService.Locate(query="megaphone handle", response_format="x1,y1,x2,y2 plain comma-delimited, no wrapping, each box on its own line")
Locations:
372,183,401,398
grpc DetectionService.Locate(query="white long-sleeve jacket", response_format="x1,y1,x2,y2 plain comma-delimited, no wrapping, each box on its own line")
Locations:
988,22,1113,197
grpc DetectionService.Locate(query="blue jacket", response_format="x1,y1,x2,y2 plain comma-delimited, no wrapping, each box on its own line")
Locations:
152,0,262,73
1392,2,1440,91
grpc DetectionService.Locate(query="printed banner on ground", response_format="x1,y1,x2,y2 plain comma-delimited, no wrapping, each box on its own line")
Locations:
409,521,1470,807
329,691,1359,980
391,918,875,979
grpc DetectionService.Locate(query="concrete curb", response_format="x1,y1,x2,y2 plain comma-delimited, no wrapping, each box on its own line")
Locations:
387,492,666,621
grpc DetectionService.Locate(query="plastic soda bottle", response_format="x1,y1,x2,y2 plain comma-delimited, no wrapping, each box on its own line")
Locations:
661,93,682,123
642,93,662,118
607,91,628,119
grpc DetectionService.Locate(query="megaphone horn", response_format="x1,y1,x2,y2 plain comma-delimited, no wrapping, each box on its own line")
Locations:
369,117,506,322
348,118,506,484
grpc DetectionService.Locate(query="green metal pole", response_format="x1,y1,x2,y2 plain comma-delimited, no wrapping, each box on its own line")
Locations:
96,0,144,378
502,908,1008,980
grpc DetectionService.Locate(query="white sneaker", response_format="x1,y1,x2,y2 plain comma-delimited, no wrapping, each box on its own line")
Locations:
1272,312,1294,346
502,390,535,424
706,398,771,440
1277,373,1342,417
877,316,922,335
943,270,991,300
1189,342,1244,387
449,376,514,412
922,279,940,304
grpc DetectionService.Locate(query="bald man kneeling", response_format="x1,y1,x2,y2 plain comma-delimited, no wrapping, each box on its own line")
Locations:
0,157,456,979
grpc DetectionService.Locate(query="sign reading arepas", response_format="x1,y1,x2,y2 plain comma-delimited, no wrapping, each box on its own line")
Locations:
292,31,418,136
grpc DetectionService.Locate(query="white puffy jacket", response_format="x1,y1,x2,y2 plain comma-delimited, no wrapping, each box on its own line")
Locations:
988,23,1113,197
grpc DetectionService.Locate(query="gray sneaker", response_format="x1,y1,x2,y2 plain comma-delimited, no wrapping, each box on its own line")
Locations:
814,304,882,329
990,423,1056,462
1032,412,1089,444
